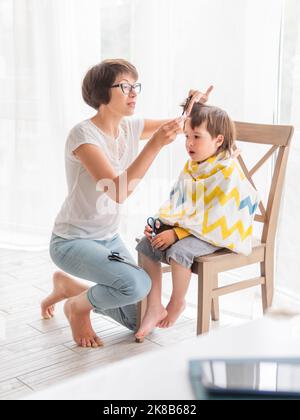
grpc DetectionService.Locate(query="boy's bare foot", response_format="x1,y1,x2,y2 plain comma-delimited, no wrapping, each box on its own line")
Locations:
158,299,186,328
41,271,88,319
135,304,168,340
64,298,102,348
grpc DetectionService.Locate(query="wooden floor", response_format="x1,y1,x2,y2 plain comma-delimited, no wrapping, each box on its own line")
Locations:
0,247,295,400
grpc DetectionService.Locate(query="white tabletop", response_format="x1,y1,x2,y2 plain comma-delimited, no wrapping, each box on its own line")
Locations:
26,315,300,400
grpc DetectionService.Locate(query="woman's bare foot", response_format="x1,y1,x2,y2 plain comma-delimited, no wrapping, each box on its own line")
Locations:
64,297,102,348
41,271,88,319
158,299,186,328
135,304,168,341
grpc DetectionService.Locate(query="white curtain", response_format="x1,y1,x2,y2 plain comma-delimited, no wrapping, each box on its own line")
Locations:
0,0,284,253
0,0,103,249
125,0,283,257
276,0,300,298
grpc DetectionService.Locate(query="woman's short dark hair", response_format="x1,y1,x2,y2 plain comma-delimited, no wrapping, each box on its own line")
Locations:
82,59,139,110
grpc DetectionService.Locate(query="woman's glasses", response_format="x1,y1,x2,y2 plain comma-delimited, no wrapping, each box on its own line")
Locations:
111,82,142,95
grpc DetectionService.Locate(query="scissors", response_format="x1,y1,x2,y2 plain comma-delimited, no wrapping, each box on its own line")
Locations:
108,252,142,270
147,217,162,237
181,95,193,118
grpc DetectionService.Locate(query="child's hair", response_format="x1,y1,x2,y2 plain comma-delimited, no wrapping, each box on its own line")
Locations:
188,103,236,155
82,59,138,110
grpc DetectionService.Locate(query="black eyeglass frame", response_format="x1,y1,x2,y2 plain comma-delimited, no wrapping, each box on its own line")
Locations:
111,82,142,95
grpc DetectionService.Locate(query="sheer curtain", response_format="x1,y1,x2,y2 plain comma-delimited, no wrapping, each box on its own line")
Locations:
0,0,284,252
125,0,283,256
0,0,103,249
276,0,300,298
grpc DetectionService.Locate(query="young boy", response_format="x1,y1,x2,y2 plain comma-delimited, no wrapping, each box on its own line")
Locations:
135,103,259,340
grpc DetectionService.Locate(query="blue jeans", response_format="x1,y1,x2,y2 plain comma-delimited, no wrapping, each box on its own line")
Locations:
49,233,151,332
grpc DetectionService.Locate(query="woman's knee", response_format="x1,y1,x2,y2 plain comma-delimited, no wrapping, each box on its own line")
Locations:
124,269,151,301
49,244,61,268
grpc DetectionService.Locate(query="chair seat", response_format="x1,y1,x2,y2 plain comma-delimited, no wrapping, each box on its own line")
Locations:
194,237,265,263
136,236,265,274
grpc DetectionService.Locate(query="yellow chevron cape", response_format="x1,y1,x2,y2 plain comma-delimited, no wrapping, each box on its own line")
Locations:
158,151,259,255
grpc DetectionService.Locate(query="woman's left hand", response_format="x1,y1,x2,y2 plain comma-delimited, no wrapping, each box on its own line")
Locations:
151,229,178,251
185,85,214,116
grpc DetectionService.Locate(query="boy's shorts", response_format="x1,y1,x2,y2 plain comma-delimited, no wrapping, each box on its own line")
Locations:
135,235,221,269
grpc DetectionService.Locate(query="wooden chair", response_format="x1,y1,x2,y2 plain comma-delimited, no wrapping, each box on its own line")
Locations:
136,122,294,337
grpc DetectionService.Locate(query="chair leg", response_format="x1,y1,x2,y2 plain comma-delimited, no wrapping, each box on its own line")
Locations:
211,274,220,322
197,263,214,335
136,252,148,343
261,249,274,313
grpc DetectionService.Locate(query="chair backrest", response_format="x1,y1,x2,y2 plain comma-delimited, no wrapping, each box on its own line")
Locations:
234,122,294,246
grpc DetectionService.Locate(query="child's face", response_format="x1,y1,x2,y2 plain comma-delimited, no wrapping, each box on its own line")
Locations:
184,120,224,163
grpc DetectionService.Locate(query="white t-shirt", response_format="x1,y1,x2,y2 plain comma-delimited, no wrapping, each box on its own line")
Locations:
53,118,144,240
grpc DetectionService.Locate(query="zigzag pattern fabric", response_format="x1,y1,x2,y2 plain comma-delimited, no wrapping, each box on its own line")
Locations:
158,151,259,255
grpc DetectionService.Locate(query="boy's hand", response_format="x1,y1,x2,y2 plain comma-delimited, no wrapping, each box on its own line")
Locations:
151,229,178,251
144,225,153,241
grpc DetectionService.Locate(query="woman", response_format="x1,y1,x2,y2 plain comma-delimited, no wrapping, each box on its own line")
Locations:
41,59,212,348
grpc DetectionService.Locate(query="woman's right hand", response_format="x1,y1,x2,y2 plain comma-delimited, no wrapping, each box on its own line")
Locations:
150,118,183,148
144,225,153,241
